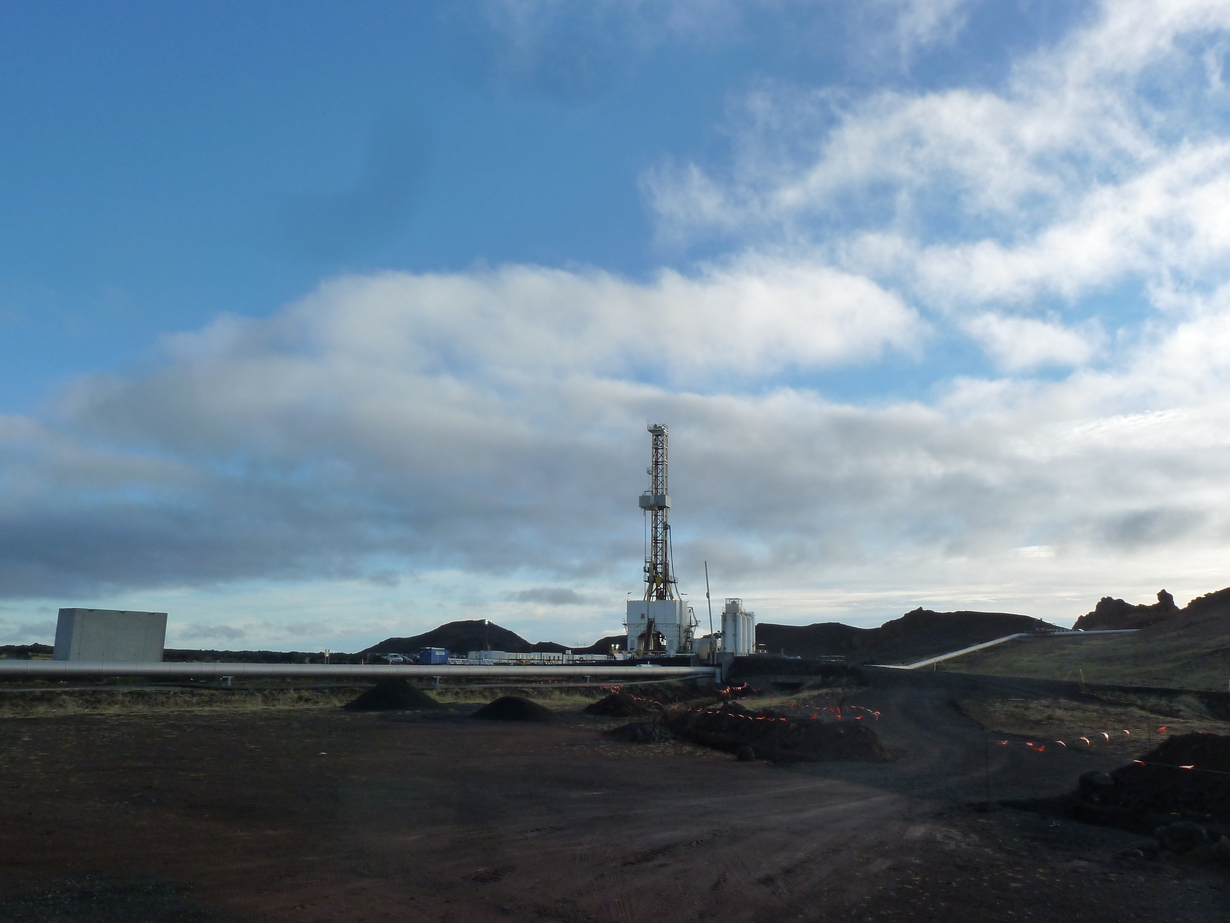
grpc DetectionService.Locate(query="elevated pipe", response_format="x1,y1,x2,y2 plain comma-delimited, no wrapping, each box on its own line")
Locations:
0,661,719,682
869,627,1141,671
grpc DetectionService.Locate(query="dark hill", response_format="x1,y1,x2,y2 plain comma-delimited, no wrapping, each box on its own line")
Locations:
1074,589,1181,631
1178,585,1230,624
756,623,868,658
362,620,534,657
757,608,1061,665
0,643,53,660
866,608,1059,664
573,634,628,654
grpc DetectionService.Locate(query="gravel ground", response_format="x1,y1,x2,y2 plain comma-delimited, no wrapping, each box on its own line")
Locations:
0,675,1225,922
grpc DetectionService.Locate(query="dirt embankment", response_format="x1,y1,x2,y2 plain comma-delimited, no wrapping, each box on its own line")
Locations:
660,700,893,763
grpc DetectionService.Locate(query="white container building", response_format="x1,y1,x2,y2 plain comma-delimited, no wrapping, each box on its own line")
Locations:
53,608,167,662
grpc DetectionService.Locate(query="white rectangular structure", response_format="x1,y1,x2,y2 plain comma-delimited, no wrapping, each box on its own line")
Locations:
53,609,167,662
626,598,692,654
721,598,755,656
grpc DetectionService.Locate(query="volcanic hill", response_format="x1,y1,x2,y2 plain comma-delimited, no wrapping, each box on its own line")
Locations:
363,620,568,657
944,585,1230,690
756,608,1061,665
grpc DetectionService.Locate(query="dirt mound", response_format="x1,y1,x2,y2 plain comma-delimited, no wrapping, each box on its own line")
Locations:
471,696,556,723
1067,733,1230,834
607,722,674,743
342,680,442,712
663,705,893,763
1107,733,1230,822
584,693,660,717
636,682,717,705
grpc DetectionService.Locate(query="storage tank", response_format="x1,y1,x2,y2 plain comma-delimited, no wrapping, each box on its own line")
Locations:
721,598,755,656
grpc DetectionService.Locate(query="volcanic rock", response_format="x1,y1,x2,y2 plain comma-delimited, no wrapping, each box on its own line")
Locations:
1074,590,1181,631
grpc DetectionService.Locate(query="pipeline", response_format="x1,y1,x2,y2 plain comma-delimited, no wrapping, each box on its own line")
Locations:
0,661,719,682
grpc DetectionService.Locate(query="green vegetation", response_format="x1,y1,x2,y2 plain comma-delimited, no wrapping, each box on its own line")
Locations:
957,693,1230,742
943,631,1230,692
0,686,358,718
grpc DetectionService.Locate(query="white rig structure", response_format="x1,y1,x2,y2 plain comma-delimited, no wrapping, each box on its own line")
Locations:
625,424,699,655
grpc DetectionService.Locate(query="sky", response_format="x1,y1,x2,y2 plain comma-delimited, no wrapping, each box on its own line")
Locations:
3,0,1230,651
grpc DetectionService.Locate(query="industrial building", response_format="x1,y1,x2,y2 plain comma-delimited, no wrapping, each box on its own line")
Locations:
53,608,167,662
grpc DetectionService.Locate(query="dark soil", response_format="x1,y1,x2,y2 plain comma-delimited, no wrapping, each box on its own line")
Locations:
584,692,660,717
470,695,556,722
0,876,218,922
1093,733,1230,826
341,680,441,712
607,722,675,743
2,675,1227,922
663,703,894,763
633,681,717,705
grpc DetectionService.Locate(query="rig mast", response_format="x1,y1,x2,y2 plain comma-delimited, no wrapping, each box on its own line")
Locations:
640,424,676,601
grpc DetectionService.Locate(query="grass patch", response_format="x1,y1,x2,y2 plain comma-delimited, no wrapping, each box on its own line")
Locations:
943,631,1230,691
0,686,356,718
0,678,715,718
957,694,1230,743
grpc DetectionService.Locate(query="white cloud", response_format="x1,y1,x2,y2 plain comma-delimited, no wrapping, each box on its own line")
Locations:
964,314,1101,371
3,252,1230,642
879,0,975,61
646,0,1230,333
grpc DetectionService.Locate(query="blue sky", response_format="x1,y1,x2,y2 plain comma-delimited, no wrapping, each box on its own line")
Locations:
4,0,1230,650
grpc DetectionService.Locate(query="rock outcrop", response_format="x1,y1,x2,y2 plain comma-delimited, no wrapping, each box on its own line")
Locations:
1074,589,1180,631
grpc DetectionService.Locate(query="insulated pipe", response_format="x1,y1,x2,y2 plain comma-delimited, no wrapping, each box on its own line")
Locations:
0,661,719,682
869,627,1143,671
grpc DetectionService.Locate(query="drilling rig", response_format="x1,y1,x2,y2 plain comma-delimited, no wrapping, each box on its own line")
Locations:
625,424,697,655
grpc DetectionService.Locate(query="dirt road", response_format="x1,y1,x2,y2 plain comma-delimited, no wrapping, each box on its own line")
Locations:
0,675,1225,922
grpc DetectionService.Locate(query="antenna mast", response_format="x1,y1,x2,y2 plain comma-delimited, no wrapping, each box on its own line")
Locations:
639,424,676,601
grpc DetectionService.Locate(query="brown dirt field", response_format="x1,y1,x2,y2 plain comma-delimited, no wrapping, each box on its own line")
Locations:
0,682,1227,922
